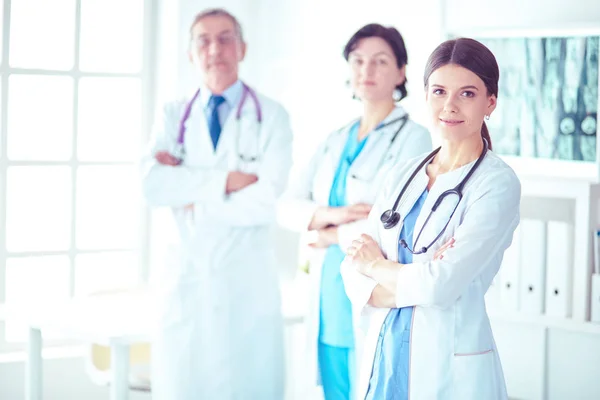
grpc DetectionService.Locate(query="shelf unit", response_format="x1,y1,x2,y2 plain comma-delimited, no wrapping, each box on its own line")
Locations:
519,175,600,323
490,311,600,335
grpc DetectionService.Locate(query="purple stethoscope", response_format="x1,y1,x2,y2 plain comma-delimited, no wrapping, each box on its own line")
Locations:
172,82,263,162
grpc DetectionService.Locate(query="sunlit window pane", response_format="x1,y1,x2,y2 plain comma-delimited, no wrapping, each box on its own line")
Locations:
75,252,138,296
76,166,140,250
9,0,76,70
5,256,70,342
6,167,72,252
7,75,73,161
79,0,143,73
78,77,141,162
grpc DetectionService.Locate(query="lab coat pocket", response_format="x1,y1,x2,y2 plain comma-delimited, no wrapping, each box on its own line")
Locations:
452,349,505,400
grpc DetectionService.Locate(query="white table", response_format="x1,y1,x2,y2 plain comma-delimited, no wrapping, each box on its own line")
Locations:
3,289,304,400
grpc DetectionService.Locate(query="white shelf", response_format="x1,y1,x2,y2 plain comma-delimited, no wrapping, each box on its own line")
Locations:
503,155,599,183
519,174,600,199
490,312,600,335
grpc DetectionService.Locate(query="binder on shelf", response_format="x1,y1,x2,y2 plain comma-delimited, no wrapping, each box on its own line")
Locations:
544,221,573,318
591,274,600,323
499,224,521,312
592,231,600,323
594,230,600,276
519,219,547,314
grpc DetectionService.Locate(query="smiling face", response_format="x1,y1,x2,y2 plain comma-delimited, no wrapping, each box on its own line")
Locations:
425,64,497,143
348,37,405,102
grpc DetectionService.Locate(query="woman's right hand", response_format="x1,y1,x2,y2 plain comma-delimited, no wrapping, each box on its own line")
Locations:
433,237,455,260
308,203,372,230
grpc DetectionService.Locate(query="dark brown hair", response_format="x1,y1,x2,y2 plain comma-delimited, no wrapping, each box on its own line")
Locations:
423,38,499,149
343,23,409,101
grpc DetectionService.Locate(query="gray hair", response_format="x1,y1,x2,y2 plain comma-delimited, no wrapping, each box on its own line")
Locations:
189,8,244,42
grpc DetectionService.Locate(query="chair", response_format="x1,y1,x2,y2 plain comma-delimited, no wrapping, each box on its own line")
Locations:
85,341,152,392
83,288,152,392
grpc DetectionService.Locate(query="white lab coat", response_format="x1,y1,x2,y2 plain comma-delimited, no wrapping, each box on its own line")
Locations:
341,150,521,400
142,88,293,400
277,106,432,387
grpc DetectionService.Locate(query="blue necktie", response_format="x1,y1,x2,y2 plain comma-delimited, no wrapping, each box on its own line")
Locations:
208,95,226,150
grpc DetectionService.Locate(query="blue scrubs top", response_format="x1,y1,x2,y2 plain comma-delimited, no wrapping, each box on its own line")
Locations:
319,122,368,348
365,189,429,400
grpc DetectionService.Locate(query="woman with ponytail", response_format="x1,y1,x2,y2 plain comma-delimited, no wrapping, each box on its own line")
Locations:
341,38,521,400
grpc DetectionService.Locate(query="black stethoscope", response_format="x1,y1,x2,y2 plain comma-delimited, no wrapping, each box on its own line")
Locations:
380,138,489,255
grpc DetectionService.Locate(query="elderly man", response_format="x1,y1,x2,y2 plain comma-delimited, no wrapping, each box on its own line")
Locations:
142,8,293,399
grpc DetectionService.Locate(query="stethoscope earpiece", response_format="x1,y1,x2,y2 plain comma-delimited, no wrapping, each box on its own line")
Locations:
380,209,401,230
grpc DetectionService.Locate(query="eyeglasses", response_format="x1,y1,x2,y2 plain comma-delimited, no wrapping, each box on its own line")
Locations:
192,33,238,50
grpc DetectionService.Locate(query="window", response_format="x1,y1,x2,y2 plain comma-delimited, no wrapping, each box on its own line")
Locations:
0,0,153,348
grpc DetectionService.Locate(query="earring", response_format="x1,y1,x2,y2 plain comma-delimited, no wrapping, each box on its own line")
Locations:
485,115,490,121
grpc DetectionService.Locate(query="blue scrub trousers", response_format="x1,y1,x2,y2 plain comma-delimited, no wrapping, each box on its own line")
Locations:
318,121,365,400
319,342,355,400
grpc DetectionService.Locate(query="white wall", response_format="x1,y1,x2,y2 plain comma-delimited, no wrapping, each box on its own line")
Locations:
444,0,600,32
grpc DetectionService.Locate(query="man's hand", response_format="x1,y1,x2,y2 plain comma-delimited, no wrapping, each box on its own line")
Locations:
155,151,180,166
226,171,259,194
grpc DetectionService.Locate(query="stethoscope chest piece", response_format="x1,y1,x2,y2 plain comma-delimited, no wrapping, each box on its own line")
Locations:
380,209,401,230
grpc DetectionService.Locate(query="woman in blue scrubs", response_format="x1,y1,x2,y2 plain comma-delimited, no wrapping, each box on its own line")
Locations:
278,24,432,400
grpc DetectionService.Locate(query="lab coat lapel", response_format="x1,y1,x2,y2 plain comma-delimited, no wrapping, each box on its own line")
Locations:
311,128,349,205
214,90,256,166
235,100,262,162
328,123,352,172
350,107,408,176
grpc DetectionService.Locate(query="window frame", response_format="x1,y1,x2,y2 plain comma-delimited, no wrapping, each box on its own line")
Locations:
0,0,156,351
